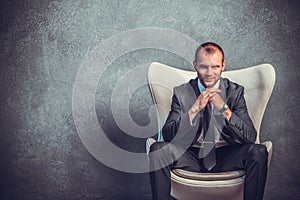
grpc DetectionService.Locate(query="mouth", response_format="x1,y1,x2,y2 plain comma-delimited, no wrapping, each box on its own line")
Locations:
205,78,214,82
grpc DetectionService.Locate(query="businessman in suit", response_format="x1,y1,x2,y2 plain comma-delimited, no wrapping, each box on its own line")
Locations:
149,42,268,200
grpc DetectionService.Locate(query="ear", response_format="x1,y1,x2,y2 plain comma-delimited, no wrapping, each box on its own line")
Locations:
221,60,226,71
193,60,198,71
193,60,197,67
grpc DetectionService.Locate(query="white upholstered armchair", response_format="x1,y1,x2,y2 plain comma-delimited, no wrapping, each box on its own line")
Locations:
147,62,275,200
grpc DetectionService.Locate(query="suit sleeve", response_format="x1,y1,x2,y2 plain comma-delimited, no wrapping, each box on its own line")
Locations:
222,87,257,145
162,88,200,145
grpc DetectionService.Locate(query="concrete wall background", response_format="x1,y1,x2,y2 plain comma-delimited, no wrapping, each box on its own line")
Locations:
0,0,299,199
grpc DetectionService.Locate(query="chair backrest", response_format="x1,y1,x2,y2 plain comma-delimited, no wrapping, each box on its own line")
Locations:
148,62,275,143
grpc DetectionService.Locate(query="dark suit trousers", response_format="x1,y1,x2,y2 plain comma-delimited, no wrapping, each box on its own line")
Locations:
149,142,268,200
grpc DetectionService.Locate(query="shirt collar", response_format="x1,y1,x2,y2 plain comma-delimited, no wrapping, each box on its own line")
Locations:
197,78,220,93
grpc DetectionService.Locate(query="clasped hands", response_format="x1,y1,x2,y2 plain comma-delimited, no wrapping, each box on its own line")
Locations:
191,88,224,113
188,88,227,124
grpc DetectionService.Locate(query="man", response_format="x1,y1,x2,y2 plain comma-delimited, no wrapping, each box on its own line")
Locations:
149,42,268,200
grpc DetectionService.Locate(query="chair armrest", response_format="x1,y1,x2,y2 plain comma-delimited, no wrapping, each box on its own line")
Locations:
261,141,273,168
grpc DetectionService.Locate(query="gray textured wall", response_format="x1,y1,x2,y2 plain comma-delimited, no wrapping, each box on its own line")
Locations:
1,0,300,199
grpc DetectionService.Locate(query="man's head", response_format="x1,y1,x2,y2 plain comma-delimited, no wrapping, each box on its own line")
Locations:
193,42,226,88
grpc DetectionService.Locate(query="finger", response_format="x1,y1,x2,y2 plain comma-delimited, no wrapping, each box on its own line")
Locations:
197,90,210,100
202,89,210,96
209,92,217,98
203,91,212,100
206,88,221,93
198,92,210,102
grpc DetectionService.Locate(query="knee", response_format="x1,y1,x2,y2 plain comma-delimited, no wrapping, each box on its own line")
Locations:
149,141,169,152
247,144,268,164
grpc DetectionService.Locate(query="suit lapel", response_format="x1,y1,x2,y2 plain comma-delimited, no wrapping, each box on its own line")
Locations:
186,78,202,144
219,78,227,103
189,78,200,97
212,78,227,116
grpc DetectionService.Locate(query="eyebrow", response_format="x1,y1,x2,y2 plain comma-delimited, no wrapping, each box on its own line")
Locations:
198,64,221,68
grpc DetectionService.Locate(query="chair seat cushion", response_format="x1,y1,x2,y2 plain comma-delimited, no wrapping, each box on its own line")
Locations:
172,169,245,181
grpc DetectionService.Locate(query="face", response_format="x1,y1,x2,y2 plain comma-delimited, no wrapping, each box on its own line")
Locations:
193,49,226,88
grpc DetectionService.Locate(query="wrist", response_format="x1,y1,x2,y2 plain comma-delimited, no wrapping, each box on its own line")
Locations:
188,107,198,125
223,108,232,121
218,103,229,113
190,105,200,114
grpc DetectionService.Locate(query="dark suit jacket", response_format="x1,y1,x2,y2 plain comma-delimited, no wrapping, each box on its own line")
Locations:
161,77,257,147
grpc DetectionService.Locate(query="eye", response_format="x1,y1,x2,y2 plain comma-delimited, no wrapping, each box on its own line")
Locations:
198,65,208,69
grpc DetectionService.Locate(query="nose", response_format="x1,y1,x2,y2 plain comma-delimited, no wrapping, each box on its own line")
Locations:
206,67,213,76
